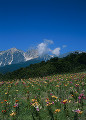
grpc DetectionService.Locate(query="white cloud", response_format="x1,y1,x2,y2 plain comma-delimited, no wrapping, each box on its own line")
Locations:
37,39,53,56
51,48,61,56
37,39,61,56
44,39,54,45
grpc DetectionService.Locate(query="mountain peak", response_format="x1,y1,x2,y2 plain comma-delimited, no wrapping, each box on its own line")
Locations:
10,47,17,50
10,47,17,51
6,47,18,54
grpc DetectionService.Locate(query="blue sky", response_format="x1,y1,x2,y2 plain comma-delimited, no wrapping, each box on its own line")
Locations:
0,0,86,55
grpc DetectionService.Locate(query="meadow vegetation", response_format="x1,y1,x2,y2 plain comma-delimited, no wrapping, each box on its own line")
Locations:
0,72,86,120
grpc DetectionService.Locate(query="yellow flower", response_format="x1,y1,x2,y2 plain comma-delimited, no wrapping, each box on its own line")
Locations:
31,103,35,106
52,95,58,99
68,100,71,103
56,85,59,87
16,90,18,92
79,111,83,114
46,102,52,106
44,82,47,83
32,99,37,102
62,99,67,104
54,109,60,113
10,111,16,116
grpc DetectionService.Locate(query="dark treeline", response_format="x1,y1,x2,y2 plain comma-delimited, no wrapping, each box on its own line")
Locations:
0,52,86,80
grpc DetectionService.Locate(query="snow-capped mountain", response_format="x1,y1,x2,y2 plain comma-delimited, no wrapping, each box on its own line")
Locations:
0,48,25,66
0,48,85,67
0,48,51,67
24,49,38,61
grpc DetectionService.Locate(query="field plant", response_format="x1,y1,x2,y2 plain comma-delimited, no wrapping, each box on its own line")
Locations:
0,72,86,120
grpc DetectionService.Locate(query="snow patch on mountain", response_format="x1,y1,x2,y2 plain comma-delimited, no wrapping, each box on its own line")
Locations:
8,55,13,65
0,62,2,66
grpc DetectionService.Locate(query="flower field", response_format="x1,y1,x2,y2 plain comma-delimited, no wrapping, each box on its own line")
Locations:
0,72,86,120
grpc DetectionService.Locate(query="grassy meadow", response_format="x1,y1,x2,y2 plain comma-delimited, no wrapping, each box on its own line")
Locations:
0,72,86,120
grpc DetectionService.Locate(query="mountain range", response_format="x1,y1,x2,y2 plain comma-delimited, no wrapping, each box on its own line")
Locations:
0,48,39,67
0,48,85,74
0,48,52,73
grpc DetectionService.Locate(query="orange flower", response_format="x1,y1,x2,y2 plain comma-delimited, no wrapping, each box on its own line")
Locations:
15,100,19,103
4,100,7,102
54,109,60,113
13,106,16,108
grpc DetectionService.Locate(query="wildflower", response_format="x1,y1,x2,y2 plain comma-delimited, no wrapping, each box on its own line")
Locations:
13,103,18,108
22,82,26,85
10,111,16,116
35,105,42,111
54,109,60,113
31,99,36,102
16,90,18,92
68,100,71,103
1,102,3,104
2,110,6,113
4,100,7,102
64,84,67,86
62,99,67,104
78,93,85,103
75,84,79,87
73,109,83,114
15,82,18,85
59,98,61,100
44,81,47,83
45,98,49,102
50,93,53,95
6,102,10,105
46,102,52,106
36,107,39,111
52,101,54,104
15,100,19,103
0,81,4,85
46,98,49,100
52,95,58,99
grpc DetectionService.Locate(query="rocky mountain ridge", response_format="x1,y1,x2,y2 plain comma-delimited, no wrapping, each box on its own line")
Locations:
0,48,51,67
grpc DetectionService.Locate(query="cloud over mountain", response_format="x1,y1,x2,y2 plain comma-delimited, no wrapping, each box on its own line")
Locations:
51,48,61,56
37,39,61,56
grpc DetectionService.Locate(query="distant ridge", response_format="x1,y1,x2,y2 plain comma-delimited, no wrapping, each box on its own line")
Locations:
59,50,86,58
